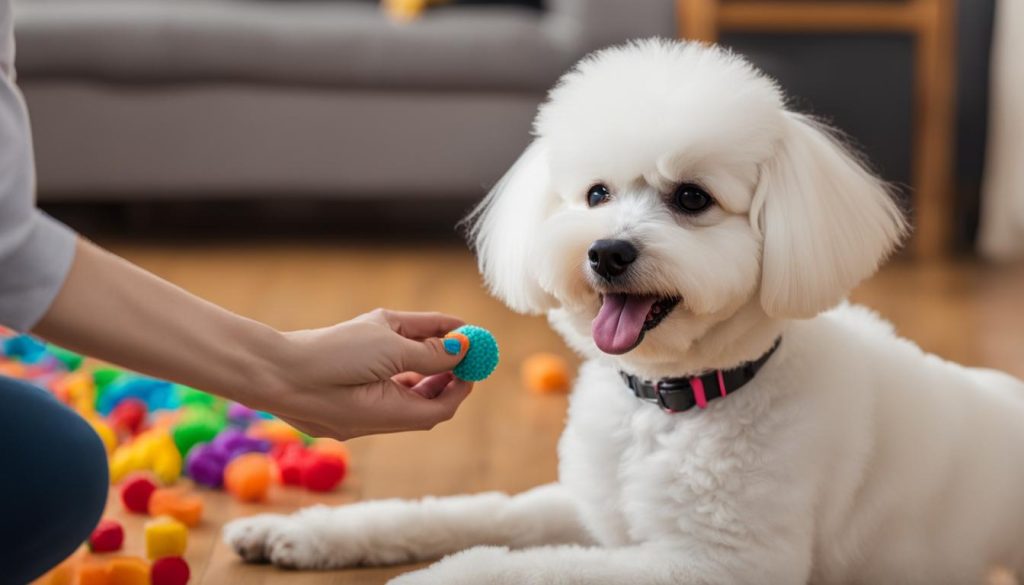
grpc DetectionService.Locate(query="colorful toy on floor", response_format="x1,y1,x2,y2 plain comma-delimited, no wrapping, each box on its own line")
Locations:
148,488,204,527
110,429,182,484
120,474,157,514
224,452,273,502
271,440,349,491
109,398,147,436
150,556,190,585
88,519,124,553
521,352,572,394
76,560,111,585
447,325,500,382
144,517,188,560
246,418,306,446
301,450,347,492
107,556,150,585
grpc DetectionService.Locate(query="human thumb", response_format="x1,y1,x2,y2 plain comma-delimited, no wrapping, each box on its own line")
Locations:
397,333,467,375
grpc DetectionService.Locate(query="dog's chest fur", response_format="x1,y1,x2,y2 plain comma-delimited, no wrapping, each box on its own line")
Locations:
557,352,809,550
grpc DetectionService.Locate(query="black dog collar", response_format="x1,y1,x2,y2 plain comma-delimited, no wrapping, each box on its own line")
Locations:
620,338,781,413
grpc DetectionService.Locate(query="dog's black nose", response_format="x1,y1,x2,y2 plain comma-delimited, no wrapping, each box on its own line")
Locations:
588,239,638,280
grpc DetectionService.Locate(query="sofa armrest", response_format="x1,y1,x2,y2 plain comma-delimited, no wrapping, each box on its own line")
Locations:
544,0,677,56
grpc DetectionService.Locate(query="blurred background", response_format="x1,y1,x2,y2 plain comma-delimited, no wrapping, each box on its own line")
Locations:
12,1,1024,582
14,0,1022,259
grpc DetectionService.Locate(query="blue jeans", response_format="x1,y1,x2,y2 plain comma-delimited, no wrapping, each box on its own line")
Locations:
0,375,108,583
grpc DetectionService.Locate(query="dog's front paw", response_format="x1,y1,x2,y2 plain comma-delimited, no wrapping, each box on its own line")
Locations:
388,547,513,585
223,513,291,563
263,521,337,570
224,506,366,570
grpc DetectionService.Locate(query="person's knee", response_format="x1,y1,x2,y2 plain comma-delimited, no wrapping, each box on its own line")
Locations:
0,385,111,582
61,415,110,534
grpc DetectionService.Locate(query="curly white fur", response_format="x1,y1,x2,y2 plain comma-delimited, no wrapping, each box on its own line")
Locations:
225,40,1024,584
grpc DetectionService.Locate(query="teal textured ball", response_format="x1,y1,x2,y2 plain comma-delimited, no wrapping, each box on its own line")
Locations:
449,325,499,382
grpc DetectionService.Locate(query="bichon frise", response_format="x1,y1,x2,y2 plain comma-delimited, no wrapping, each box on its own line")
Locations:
225,39,1024,585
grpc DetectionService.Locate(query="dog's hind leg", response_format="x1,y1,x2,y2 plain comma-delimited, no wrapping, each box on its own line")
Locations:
223,483,591,570
387,541,812,585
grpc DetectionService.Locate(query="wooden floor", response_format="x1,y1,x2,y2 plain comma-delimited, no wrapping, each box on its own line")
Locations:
93,240,1024,584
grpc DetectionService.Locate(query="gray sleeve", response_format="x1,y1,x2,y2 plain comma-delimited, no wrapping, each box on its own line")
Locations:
0,0,76,332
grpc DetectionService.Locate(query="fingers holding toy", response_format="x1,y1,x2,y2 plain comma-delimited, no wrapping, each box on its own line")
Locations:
250,313,497,439
391,375,474,429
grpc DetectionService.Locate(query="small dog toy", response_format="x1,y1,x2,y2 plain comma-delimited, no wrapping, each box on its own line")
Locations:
185,443,228,488
75,560,111,585
88,519,125,553
224,453,273,502
521,352,572,394
110,428,182,484
446,325,499,382
148,488,204,527
144,516,188,560
107,555,150,584
270,441,349,491
109,398,147,436
150,556,190,585
120,473,158,514
301,451,347,492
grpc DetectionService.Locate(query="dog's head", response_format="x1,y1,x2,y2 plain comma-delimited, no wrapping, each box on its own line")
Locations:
468,40,905,371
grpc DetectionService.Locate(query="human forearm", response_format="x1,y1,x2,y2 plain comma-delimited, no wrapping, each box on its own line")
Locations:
32,238,286,405
31,238,474,439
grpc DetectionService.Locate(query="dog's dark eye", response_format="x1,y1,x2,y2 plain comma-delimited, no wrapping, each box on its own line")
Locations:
672,183,714,214
586,184,610,208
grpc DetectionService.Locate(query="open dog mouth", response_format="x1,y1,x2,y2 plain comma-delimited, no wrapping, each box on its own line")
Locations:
591,294,681,355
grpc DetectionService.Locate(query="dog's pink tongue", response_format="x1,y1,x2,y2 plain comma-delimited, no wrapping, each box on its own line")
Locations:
592,293,658,354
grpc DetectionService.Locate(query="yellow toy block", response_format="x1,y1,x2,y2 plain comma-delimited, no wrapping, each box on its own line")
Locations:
110,428,181,484
151,445,182,484
144,516,188,560
109,446,143,484
107,556,149,585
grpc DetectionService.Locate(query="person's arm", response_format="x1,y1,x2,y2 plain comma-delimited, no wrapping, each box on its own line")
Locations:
33,238,474,439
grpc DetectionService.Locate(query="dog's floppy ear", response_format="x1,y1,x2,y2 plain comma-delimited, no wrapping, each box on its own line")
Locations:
465,140,556,314
753,113,907,319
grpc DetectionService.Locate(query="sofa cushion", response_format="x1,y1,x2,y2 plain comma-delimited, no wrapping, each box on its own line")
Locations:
13,0,567,91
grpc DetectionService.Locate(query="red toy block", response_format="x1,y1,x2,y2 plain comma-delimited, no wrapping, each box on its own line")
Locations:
301,451,347,492
120,473,157,514
272,443,307,486
150,556,190,585
88,518,124,553
110,398,147,435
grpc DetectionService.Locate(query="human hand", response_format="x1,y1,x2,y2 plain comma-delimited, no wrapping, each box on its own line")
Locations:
255,309,474,440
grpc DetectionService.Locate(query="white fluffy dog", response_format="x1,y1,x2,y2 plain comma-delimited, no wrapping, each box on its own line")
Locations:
225,40,1024,584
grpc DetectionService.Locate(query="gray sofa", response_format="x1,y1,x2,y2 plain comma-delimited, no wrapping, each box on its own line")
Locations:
13,0,674,201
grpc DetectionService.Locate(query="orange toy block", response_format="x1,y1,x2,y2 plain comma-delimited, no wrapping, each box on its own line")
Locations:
107,556,149,585
148,488,204,527
0,361,26,378
246,419,302,446
76,561,111,585
521,353,572,394
224,452,273,503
